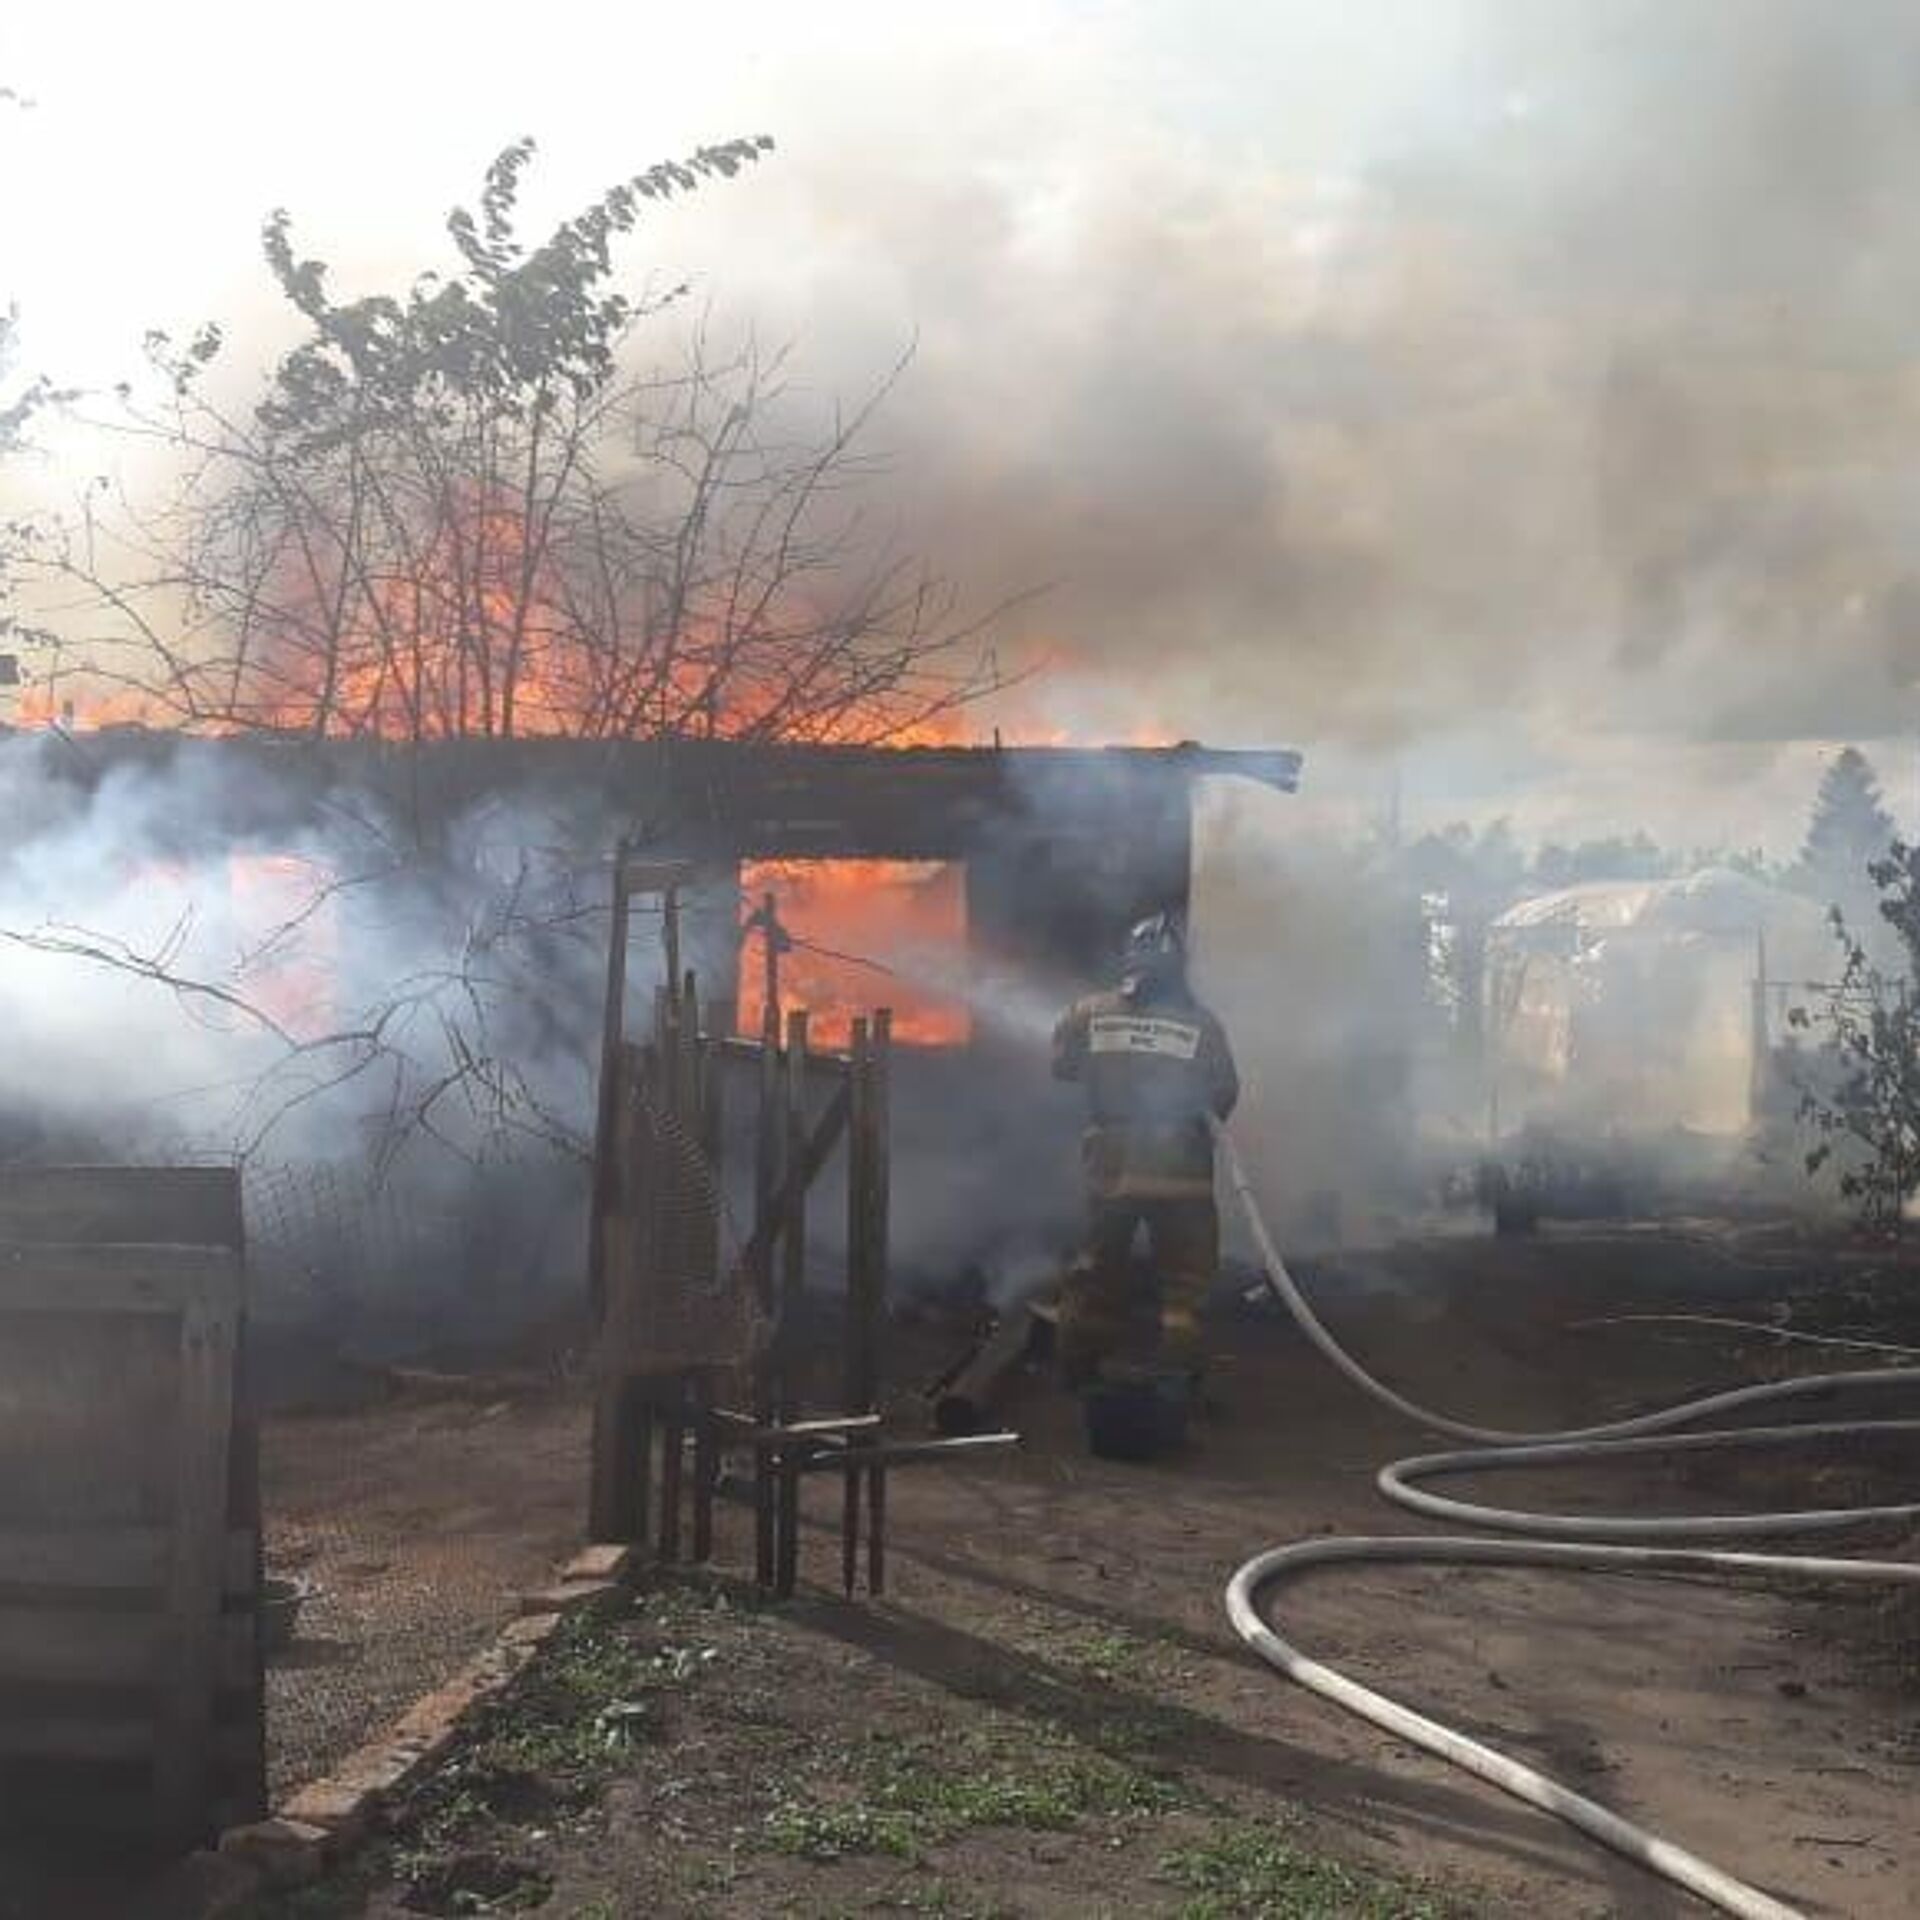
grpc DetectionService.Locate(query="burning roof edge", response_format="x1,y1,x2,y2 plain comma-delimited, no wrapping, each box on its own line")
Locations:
0,727,1302,860
0,724,1299,781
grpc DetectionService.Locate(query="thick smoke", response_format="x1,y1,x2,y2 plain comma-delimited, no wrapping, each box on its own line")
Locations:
13,4,1920,816
1190,779,1427,1247
0,734,620,1350
4,4,1905,1314
644,1,1920,816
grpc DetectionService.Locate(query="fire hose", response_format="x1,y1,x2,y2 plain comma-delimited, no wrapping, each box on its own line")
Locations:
1213,1120,1920,1920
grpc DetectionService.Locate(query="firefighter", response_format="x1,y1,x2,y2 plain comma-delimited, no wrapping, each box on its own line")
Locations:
1051,910,1240,1386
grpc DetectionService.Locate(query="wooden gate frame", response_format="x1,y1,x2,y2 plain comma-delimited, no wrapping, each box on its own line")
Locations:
586,848,1014,1593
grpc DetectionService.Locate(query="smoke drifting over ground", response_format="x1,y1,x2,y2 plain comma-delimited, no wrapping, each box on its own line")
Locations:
1191,780,1425,1245
0,734,617,1345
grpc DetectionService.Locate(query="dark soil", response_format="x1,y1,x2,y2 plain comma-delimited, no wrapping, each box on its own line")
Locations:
9,1217,1920,1919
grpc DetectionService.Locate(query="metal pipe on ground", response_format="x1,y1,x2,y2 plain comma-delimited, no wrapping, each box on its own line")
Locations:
932,1302,1051,1436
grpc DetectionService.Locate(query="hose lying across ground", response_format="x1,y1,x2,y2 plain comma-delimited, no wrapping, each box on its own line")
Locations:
1214,1121,1920,1920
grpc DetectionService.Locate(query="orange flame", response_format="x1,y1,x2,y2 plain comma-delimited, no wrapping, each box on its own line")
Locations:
12,683,163,731
737,859,971,1051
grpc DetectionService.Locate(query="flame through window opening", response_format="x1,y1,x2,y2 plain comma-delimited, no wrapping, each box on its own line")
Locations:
736,859,971,1052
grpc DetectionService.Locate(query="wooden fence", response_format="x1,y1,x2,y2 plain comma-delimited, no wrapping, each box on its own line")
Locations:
0,1167,264,1847
587,857,1015,1594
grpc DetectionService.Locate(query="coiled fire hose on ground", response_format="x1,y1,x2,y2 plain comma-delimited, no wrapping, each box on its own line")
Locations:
1213,1121,1920,1920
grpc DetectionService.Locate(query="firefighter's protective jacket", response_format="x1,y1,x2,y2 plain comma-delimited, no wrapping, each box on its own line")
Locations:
1051,984,1240,1199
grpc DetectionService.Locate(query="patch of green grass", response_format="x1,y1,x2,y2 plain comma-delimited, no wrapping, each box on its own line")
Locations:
1061,1626,1154,1683
877,1880,1019,1917
764,1722,1181,1862
386,1596,728,1902
1161,1823,1452,1920
1064,1622,1201,1697
767,1800,925,1863
795,1880,1018,1920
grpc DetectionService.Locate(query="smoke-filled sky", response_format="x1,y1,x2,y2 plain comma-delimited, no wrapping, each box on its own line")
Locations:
7,0,1920,850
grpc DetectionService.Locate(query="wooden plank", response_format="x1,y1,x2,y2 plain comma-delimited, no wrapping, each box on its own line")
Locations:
690,1369,717,1565
863,1009,893,1601
734,1080,850,1285
709,1034,853,1075
710,1409,882,1441
225,1357,269,1827
656,1384,684,1566
0,1776,173,1839
588,1377,648,1545
620,857,695,895
0,1716,261,1764
0,1167,242,1251
842,1017,873,1599
586,847,633,1327
845,1019,878,1413
776,1011,809,1596
870,1009,893,1402
780,1012,810,1420
796,1433,1019,1472
155,1288,239,1843
0,1609,255,1690
663,887,683,1004
0,1526,255,1594
752,1008,783,1591
0,1242,242,1316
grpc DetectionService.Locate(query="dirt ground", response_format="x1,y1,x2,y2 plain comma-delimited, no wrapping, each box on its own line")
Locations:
8,1219,1920,1919
259,1370,591,1796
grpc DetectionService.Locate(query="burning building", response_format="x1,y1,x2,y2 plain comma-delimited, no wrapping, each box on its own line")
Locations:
0,724,1300,1301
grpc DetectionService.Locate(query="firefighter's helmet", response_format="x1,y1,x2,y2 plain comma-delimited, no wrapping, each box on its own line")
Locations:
1121,909,1186,990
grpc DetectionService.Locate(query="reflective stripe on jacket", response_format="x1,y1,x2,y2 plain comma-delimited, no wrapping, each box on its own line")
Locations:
1052,985,1240,1198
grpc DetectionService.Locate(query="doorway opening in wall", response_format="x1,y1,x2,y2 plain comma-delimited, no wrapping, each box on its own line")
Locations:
736,859,972,1050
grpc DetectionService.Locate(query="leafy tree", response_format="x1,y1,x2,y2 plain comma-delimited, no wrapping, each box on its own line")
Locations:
7,136,1009,1176
1531,831,1671,889
32,136,999,748
1699,844,1784,885
1790,840,1920,1230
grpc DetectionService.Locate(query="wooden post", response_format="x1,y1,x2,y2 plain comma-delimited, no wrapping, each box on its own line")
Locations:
588,1032,647,1543
870,1010,892,1400
663,882,682,1006
866,1012,892,1597
587,851,632,1324
775,1011,810,1597
589,1041,653,1545
842,1018,874,1597
761,889,781,1031
780,1011,811,1419
657,1379,684,1564
868,1457,888,1598
589,1383,649,1544
632,1389,653,1552
751,1005,784,1590
690,1368,717,1564
156,1283,239,1844
845,1018,878,1413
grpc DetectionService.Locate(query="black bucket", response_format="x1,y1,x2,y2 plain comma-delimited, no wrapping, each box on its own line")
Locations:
1084,1371,1190,1461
